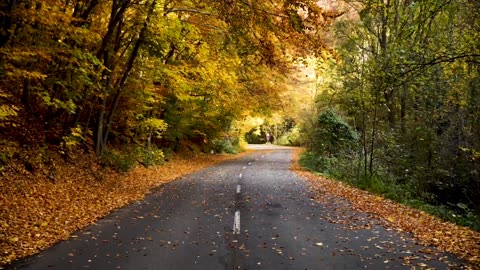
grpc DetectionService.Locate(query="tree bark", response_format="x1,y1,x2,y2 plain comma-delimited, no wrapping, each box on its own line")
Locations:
97,0,157,155
93,0,132,156
0,0,17,47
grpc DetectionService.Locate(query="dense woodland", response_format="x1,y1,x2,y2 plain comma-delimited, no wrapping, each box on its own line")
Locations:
1,0,479,230
0,0,334,167
302,0,480,229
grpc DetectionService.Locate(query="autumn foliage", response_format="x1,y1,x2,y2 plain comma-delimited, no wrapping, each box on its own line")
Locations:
292,149,480,267
0,0,336,164
0,150,246,266
301,0,480,232
0,0,337,266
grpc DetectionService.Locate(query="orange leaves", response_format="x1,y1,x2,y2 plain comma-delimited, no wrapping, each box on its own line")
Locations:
0,151,244,266
290,149,480,267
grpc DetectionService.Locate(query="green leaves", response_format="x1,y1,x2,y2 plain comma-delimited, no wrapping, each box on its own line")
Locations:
309,0,480,230
311,109,359,157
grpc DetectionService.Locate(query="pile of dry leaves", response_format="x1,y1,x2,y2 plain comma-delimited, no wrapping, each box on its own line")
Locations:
290,149,480,267
0,151,245,266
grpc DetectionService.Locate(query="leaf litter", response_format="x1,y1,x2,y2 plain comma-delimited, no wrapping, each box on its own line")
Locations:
290,148,480,268
0,151,246,266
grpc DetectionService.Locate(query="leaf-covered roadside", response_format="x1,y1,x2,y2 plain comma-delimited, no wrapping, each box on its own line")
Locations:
0,152,245,266
290,149,480,268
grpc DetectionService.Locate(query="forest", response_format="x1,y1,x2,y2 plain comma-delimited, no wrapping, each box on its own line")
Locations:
0,0,479,259
0,0,332,264
301,0,480,230
0,0,331,161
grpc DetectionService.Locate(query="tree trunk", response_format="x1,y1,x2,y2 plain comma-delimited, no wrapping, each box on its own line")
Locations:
21,78,31,110
102,0,157,149
93,0,132,156
400,85,406,134
369,85,380,177
385,88,396,129
0,0,17,47
95,99,106,156
95,69,113,156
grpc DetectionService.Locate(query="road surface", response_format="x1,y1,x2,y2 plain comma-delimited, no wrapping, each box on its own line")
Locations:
9,145,466,269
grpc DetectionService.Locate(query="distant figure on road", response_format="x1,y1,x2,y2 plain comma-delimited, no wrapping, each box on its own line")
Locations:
266,132,271,144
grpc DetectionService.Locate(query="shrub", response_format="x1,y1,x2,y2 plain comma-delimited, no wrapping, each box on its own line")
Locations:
211,138,239,154
101,147,139,173
277,126,302,146
310,109,359,157
139,146,165,167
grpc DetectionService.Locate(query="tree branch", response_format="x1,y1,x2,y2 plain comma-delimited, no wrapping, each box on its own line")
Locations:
167,8,211,16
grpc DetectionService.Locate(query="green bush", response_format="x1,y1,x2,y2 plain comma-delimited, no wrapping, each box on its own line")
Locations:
299,151,338,175
300,150,480,231
356,174,387,194
244,128,266,144
211,138,239,154
139,146,165,167
101,148,138,173
102,145,166,172
277,126,302,146
0,140,18,170
310,109,359,157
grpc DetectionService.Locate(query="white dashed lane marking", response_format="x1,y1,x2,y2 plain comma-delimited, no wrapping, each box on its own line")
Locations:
233,211,240,234
234,161,251,234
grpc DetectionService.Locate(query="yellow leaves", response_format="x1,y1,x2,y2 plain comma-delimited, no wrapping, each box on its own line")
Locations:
0,104,18,120
61,125,90,152
459,147,480,161
139,118,168,138
0,48,51,62
5,68,47,81
0,151,246,266
386,216,395,223
290,148,480,267
70,126,84,138
8,237,19,243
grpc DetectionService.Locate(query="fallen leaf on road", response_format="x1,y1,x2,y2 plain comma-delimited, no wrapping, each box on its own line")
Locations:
290,148,480,267
0,152,247,266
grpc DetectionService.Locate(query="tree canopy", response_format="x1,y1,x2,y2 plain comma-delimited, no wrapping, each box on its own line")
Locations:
0,0,338,165
2,0,478,230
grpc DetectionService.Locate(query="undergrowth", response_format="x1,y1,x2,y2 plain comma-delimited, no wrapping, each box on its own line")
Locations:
299,152,480,231
101,145,165,172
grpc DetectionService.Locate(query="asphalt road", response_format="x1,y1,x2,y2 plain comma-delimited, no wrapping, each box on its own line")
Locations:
10,145,466,269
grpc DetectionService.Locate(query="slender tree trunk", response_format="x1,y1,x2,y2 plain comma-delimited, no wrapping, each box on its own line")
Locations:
400,85,406,134
102,0,157,148
84,105,93,139
21,79,31,110
369,87,380,177
0,0,17,47
95,68,113,156
95,99,106,156
385,88,397,129
359,55,368,177
93,0,132,156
